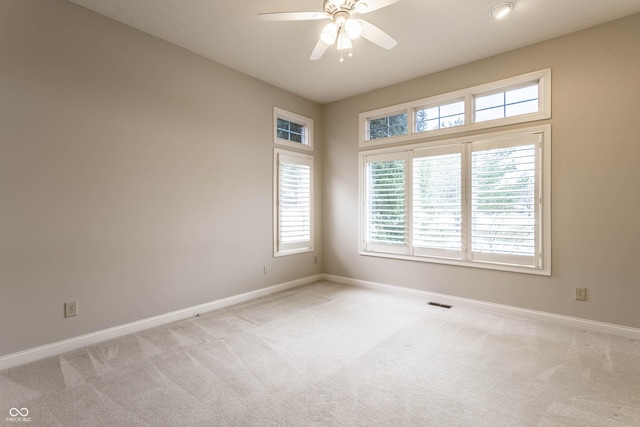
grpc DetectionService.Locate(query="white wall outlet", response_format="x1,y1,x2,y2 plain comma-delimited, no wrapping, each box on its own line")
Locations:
64,301,78,318
263,265,268,275
314,256,318,265
574,288,587,301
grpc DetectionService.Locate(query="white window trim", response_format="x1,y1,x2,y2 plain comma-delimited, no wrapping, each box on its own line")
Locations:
274,107,314,151
274,148,314,257
359,69,551,147
359,124,551,276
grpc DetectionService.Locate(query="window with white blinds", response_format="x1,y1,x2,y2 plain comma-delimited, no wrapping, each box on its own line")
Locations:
364,154,407,254
413,145,463,258
274,149,313,256
470,135,538,265
360,125,550,275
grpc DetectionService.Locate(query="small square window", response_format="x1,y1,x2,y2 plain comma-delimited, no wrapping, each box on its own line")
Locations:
274,108,313,151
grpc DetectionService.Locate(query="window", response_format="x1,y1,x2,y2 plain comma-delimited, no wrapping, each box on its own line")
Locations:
360,125,551,275
368,112,408,140
365,153,407,253
474,83,539,123
415,99,465,132
274,107,313,151
277,118,304,143
359,69,551,147
413,145,463,259
469,135,539,266
274,149,314,256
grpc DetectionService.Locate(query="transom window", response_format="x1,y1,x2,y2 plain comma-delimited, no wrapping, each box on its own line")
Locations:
274,107,313,151
415,99,465,132
277,118,305,143
475,83,539,122
368,112,408,140
359,69,551,147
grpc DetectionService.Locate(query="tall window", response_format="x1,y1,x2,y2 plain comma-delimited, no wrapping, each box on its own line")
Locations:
360,126,550,275
365,154,407,252
274,149,314,256
413,145,463,259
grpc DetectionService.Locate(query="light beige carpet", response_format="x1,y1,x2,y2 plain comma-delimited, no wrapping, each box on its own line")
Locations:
1,281,639,426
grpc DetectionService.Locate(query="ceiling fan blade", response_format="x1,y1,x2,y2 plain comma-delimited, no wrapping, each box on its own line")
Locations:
357,0,401,14
258,11,329,21
360,20,397,49
310,39,330,60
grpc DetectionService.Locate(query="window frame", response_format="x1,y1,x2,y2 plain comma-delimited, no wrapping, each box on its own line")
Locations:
359,125,551,275
359,69,551,147
274,107,314,151
274,148,314,257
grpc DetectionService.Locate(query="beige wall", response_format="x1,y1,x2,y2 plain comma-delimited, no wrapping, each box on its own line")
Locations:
0,0,322,356
323,13,640,329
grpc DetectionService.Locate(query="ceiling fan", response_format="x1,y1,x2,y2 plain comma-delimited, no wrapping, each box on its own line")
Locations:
258,0,400,62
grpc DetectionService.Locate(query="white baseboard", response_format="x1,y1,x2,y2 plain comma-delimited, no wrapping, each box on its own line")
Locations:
322,274,640,341
3,273,638,371
0,275,322,371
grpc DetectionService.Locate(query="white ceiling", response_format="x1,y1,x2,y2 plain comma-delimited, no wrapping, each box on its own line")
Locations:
67,0,640,104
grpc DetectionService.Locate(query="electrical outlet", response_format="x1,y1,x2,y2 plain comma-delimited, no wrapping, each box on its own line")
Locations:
64,301,78,318
263,265,268,275
574,288,587,301
313,256,318,265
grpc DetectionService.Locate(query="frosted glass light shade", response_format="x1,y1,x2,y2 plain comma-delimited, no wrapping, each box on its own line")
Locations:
345,19,363,39
321,23,338,44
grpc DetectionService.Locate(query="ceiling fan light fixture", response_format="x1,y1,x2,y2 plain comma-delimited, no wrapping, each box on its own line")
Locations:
489,2,513,19
345,18,363,39
328,0,344,8
320,22,339,44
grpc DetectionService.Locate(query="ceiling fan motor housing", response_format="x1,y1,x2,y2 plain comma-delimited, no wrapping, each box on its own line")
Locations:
324,0,363,15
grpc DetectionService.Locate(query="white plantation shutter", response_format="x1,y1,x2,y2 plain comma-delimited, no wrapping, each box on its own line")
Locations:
412,145,464,258
360,126,549,274
470,133,540,267
275,150,313,255
364,153,408,254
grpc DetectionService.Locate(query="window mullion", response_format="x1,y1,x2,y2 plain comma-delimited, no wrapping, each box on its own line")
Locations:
462,142,472,261
535,132,543,267
407,150,414,255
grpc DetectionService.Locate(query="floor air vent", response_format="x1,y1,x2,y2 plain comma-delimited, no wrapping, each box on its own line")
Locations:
428,302,452,309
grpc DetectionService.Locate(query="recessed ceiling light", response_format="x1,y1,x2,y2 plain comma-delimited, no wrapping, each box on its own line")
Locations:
490,2,514,19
